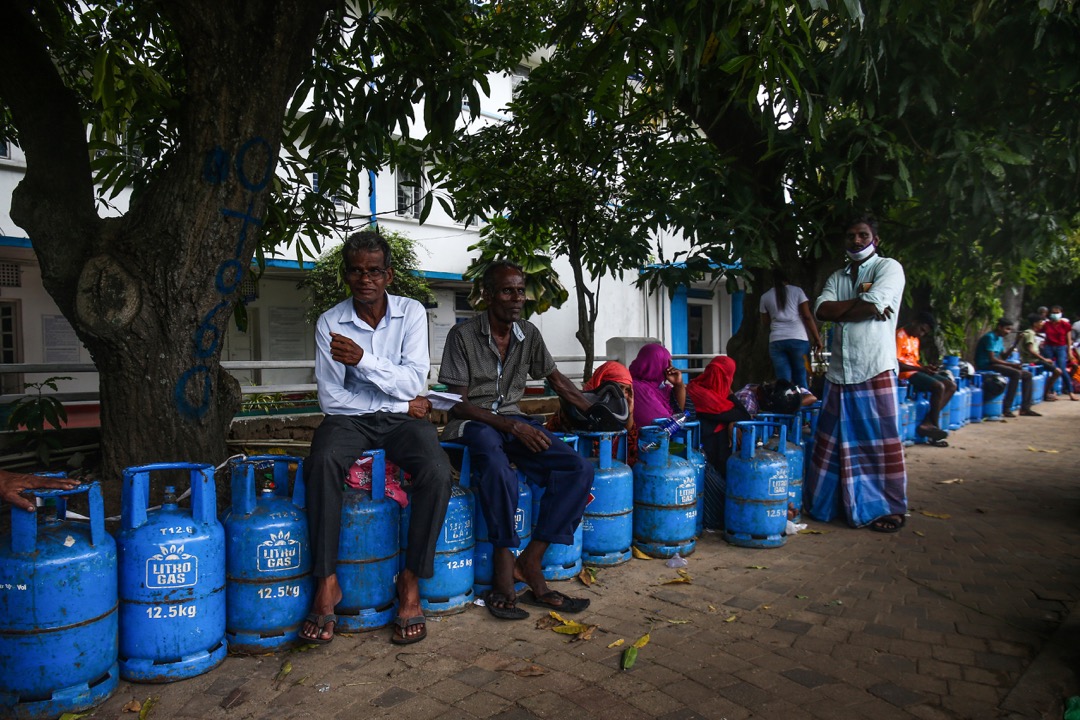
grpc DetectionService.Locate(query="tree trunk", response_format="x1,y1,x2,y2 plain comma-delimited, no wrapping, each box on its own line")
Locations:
1,0,331,481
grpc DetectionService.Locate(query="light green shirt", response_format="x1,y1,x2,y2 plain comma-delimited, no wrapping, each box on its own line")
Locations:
816,254,906,385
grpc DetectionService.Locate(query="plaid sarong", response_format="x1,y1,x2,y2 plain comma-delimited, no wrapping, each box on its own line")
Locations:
805,371,907,527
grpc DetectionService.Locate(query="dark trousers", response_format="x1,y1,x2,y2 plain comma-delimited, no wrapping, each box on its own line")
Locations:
307,413,452,579
460,420,593,548
996,366,1033,411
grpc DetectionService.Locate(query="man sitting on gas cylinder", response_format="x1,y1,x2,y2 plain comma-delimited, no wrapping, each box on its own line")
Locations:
1019,313,1065,402
301,231,452,646
439,260,597,621
896,312,953,445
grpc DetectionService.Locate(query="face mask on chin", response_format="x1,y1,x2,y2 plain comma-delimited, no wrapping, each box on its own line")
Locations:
846,243,876,262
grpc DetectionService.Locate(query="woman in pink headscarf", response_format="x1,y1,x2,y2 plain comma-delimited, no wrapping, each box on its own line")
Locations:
629,343,688,429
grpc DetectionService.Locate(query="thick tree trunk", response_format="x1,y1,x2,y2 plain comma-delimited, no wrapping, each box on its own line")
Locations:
1,0,331,480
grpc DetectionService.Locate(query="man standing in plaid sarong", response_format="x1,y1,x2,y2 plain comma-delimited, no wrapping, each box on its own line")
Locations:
806,215,908,532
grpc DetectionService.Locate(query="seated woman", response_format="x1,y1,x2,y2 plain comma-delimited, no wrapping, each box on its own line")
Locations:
629,343,692,429
686,356,750,473
547,361,638,464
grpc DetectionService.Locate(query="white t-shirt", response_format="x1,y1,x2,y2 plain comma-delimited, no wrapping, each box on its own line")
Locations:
759,285,810,343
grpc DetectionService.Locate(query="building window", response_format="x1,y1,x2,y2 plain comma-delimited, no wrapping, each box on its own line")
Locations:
0,140,9,159
0,301,22,394
396,171,423,219
510,64,531,99
310,173,342,206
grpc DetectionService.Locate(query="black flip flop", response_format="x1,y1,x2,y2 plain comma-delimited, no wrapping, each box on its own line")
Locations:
517,589,590,614
927,439,949,448
869,515,906,534
391,615,427,645
482,591,529,620
299,613,337,645
915,425,948,442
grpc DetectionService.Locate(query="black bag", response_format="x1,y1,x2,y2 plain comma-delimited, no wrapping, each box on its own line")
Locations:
561,380,630,432
981,373,1007,401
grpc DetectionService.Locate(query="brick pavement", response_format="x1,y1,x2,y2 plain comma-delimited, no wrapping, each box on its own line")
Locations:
88,401,1080,720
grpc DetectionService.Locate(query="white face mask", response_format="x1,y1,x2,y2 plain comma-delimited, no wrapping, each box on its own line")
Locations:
1050,313,1062,321
846,243,876,262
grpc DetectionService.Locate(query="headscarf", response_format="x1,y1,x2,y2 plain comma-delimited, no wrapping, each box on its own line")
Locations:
584,361,633,391
687,356,737,433
629,343,673,428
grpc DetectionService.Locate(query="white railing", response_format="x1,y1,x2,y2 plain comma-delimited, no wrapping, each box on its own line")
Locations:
0,353,717,405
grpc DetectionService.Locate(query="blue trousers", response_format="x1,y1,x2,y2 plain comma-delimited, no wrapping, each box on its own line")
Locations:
769,338,810,387
460,419,593,548
1046,344,1069,393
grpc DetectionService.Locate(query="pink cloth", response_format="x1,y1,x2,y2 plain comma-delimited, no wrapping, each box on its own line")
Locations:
345,456,409,508
629,343,673,428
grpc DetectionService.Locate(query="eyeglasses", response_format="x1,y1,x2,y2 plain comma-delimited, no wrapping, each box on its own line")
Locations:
345,266,389,280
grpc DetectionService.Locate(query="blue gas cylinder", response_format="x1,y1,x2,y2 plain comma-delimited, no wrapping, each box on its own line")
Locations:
223,455,312,652
896,382,912,445
472,469,531,596
528,433,585,580
947,376,964,431
400,443,475,616
529,484,584,580
957,375,971,425
758,413,804,524
668,420,705,537
979,371,1005,419
911,391,931,443
1,481,118,719
577,432,633,566
117,463,226,682
336,450,399,632
968,374,984,422
633,426,698,558
724,421,790,549
1031,365,1046,405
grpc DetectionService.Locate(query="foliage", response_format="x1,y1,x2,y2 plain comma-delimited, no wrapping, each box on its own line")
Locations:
460,218,568,318
297,228,434,323
5,376,72,465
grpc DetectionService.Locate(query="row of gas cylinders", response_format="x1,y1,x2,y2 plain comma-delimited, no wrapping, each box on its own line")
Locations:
895,361,1058,446
0,424,728,720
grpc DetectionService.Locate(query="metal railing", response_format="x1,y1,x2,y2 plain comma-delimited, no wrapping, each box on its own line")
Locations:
0,353,719,404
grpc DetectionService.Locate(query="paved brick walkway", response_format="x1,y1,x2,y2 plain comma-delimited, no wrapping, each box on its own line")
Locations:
90,401,1080,720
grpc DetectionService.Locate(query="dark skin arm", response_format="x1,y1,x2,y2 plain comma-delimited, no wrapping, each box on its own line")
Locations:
0,471,79,512
797,301,824,350
816,298,893,323
447,369,586,454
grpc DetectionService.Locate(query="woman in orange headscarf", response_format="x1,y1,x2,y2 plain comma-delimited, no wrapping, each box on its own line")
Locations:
547,361,639,465
686,356,750,473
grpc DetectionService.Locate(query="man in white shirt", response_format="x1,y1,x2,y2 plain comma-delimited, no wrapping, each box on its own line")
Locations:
300,231,451,647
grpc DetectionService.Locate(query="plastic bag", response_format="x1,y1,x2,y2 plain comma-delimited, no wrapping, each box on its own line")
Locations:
345,456,409,508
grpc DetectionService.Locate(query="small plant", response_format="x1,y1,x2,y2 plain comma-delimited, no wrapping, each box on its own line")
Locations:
5,376,72,465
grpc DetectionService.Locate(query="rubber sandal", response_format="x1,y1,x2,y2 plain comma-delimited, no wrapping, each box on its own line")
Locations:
391,615,427,645
299,612,337,644
915,425,948,442
482,591,529,620
869,515,905,534
517,589,590,614
927,439,949,448
1020,409,1042,417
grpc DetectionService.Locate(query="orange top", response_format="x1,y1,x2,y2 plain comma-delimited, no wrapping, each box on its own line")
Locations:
896,328,920,380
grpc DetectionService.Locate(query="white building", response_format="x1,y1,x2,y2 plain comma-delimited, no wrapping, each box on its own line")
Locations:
0,66,744,412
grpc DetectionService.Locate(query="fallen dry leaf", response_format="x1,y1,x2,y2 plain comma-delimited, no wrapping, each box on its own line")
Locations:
577,567,596,586
512,665,547,677
725,615,738,623
138,697,157,720
535,615,562,630
917,510,951,519
1027,446,1060,454
661,576,692,585
707,604,717,612
632,546,653,560
914,530,926,537
122,700,141,713
745,565,768,570
666,619,690,624
607,638,625,648
936,478,964,484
